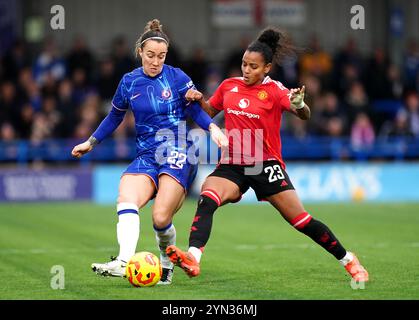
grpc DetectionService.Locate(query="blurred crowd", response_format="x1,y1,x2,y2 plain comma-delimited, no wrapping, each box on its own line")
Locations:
275,36,419,150
1,34,419,153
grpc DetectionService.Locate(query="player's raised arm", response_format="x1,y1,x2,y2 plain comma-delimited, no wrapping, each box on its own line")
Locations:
289,85,311,120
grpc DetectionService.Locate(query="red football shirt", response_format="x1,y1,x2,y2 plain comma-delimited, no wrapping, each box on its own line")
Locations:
209,76,291,168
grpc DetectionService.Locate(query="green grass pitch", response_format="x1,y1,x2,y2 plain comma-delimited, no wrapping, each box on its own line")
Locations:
0,201,418,300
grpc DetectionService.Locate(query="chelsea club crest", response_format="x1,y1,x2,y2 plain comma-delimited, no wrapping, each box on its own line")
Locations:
162,88,172,99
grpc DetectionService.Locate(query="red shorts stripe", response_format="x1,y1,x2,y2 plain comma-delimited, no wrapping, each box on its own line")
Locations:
291,212,312,230
201,189,221,206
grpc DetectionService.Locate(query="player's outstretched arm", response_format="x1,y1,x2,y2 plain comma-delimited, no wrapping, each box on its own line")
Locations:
71,106,126,158
290,85,311,120
209,123,228,148
185,102,228,148
185,89,228,148
71,137,96,158
185,88,221,118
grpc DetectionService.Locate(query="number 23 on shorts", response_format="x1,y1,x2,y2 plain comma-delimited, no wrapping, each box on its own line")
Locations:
264,165,285,183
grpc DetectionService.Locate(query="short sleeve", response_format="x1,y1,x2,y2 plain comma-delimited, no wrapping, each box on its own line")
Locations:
111,76,129,111
273,81,291,112
279,90,291,111
208,80,227,111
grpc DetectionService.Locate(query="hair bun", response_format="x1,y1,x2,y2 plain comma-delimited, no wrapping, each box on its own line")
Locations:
257,29,280,54
248,27,295,65
144,19,163,32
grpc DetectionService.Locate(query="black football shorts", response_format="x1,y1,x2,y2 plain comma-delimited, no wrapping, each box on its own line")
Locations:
208,160,295,201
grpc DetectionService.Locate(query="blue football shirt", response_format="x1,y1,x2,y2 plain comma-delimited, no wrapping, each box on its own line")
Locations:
112,64,196,159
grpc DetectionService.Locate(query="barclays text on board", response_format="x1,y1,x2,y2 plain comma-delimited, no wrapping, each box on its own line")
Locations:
286,163,419,202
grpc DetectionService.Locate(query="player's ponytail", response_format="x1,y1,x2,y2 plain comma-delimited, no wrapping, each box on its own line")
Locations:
248,27,296,65
134,19,170,58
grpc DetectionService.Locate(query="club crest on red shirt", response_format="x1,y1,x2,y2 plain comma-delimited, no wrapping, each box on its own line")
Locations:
257,90,268,100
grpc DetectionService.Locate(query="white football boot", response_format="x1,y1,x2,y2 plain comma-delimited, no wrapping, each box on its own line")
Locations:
91,256,127,277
